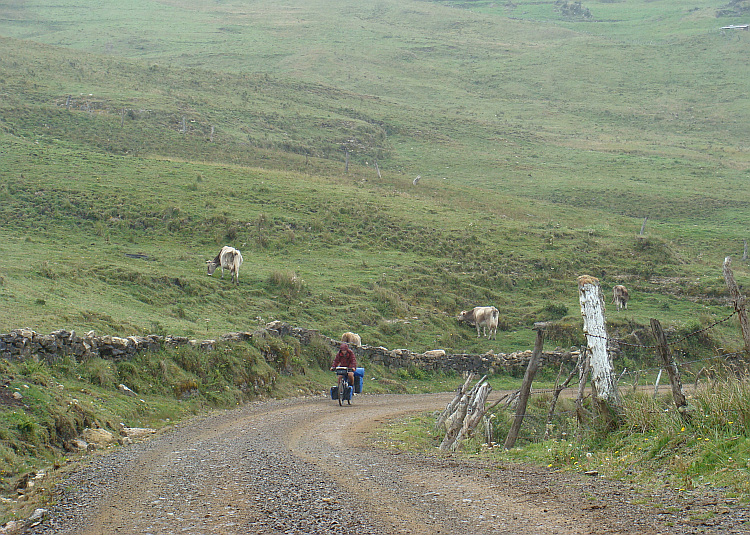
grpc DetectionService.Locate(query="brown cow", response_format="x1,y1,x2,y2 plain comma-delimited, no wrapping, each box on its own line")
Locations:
458,306,499,339
612,285,629,310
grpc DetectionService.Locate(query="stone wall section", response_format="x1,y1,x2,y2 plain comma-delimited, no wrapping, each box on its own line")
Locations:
1,322,579,375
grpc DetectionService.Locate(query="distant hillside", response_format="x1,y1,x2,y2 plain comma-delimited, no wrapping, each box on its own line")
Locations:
0,0,747,356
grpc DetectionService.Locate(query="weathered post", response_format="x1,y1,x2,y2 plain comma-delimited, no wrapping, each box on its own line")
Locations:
723,256,750,353
650,318,689,419
577,275,620,426
504,322,546,449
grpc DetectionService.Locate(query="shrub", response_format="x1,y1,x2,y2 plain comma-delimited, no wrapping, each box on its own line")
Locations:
268,270,305,298
85,358,118,387
306,333,333,369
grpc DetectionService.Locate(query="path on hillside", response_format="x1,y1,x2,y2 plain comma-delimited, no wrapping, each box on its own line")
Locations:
37,393,746,535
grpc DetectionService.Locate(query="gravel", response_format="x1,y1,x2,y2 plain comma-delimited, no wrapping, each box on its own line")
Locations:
23,393,750,535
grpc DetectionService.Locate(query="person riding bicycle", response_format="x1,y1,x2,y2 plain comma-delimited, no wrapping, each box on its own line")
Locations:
331,342,357,389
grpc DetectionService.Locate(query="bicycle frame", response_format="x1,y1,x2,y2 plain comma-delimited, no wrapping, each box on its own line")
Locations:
334,366,351,406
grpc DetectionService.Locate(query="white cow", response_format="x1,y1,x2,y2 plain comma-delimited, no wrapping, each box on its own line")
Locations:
612,285,629,310
207,246,243,284
341,332,362,347
458,306,499,339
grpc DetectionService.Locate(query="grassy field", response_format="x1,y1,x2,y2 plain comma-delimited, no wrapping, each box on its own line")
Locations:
0,0,748,353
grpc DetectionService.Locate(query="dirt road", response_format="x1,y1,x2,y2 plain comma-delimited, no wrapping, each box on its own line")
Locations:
37,393,747,534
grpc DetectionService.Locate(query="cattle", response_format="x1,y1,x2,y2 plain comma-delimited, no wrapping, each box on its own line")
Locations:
612,285,629,310
458,306,499,339
341,332,362,347
206,246,243,284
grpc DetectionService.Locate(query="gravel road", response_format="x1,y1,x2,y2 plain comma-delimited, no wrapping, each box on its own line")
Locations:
34,393,749,535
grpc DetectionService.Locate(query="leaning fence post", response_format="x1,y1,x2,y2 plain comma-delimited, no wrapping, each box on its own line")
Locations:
504,322,546,449
723,256,750,354
650,318,689,419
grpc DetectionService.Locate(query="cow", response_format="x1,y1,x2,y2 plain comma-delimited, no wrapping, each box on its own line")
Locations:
206,246,243,284
612,285,629,310
341,332,362,347
458,306,499,339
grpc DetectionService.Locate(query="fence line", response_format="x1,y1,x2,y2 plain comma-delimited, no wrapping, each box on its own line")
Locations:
583,309,739,350
503,349,746,401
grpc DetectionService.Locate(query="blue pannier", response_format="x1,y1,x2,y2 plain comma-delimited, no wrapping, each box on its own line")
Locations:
354,367,365,393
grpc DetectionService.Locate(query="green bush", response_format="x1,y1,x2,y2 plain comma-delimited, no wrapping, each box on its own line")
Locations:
306,333,333,369
85,358,118,387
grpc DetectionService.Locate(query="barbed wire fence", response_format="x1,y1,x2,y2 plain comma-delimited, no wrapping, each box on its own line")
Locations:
440,260,749,450
456,308,749,448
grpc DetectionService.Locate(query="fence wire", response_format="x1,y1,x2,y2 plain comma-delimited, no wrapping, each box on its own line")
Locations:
582,309,740,350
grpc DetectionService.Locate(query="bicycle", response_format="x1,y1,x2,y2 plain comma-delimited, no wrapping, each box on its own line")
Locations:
333,366,353,406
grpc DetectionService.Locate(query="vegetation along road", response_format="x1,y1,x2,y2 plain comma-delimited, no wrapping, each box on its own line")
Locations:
35,393,747,535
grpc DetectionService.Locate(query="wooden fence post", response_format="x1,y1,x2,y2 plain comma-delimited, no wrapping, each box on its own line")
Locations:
650,318,689,419
577,275,621,425
504,322,546,449
723,256,750,353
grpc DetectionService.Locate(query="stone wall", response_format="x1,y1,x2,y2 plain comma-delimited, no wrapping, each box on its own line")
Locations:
1,322,579,375
265,321,579,375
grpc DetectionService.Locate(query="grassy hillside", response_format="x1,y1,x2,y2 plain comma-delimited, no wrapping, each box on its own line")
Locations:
0,0,748,355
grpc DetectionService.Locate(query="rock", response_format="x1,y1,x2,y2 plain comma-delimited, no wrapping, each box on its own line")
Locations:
81,428,116,448
65,438,90,452
118,384,137,397
119,423,156,439
29,509,47,522
424,350,446,358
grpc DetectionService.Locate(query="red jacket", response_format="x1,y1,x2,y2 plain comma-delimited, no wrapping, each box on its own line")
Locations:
332,343,357,369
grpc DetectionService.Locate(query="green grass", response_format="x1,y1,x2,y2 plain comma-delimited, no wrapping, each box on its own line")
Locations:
379,373,750,502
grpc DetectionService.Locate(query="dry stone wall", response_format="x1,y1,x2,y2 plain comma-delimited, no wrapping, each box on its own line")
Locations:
1,322,579,375
265,321,579,375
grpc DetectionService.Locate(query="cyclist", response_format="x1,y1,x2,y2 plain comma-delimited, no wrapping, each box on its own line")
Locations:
331,342,357,390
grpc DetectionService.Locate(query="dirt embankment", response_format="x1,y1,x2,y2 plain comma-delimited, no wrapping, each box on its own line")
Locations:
30,393,749,535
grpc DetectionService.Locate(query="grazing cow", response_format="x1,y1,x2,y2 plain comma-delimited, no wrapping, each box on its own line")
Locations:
341,332,362,347
612,285,629,310
458,306,499,339
206,246,243,284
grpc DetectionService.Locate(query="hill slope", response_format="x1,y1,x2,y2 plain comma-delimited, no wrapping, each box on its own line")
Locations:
0,0,748,354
